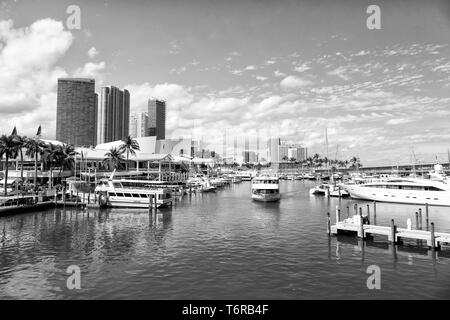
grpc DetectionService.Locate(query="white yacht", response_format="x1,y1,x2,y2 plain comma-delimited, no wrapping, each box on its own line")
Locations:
343,177,450,206
251,177,281,202
95,179,173,208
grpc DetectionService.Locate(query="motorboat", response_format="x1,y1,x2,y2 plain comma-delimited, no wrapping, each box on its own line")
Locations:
95,178,173,208
251,176,281,202
343,177,450,206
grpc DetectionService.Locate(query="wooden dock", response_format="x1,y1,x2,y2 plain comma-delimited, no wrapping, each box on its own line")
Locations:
327,204,450,250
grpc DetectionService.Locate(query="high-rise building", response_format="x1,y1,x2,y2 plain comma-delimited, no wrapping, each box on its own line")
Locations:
267,137,281,163
266,137,307,163
56,78,97,146
129,112,149,138
97,86,130,144
148,99,166,140
242,151,257,163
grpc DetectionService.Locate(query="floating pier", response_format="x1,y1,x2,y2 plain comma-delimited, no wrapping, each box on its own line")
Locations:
327,203,450,250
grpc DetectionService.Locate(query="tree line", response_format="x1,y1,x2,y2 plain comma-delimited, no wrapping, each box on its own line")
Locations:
0,126,140,196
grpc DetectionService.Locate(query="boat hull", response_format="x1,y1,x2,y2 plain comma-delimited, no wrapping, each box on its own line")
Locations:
106,199,172,208
345,185,450,206
251,193,281,202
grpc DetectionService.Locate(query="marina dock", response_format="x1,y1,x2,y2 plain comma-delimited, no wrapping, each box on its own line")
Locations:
327,204,450,250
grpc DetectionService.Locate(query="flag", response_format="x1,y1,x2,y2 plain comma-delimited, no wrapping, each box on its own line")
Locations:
36,125,41,137
11,126,17,136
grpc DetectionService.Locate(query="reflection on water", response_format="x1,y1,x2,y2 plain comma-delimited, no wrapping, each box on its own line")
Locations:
0,180,450,299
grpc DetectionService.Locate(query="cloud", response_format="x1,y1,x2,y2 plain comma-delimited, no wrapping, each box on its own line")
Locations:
0,18,73,137
386,118,414,125
293,63,310,73
327,66,350,80
87,47,99,58
280,75,312,88
125,82,194,113
274,69,286,77
73,61,105,78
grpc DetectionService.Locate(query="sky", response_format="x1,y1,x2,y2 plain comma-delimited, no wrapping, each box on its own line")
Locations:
0,0,449,166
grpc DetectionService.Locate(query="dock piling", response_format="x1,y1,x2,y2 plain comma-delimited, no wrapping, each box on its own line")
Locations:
358,210,364,239
415,212,419,230
425,204,429,231
430,222,436,250
366,204,370,224
335,205,340,223
148,195,152,214
418,208,422,230
327,212,331,236
373,201,377,225
346,206,349,218
389,219,397,244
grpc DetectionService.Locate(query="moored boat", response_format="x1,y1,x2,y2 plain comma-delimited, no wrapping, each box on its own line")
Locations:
343,177,450,206
95,179,173,208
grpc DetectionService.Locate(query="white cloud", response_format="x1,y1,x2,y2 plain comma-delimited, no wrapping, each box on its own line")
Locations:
0,18,73,137
294,63,310,73
274,69,286,77
125,82,194,113
327,66,350,80
280,75,312,89
87,47,99,58
255,76,267,81
386,118,414,125
73,61,105,78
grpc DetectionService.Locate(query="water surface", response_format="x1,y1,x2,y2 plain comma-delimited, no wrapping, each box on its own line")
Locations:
1,181,449,299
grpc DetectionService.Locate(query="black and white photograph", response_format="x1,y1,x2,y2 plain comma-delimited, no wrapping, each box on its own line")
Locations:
0,0,450,307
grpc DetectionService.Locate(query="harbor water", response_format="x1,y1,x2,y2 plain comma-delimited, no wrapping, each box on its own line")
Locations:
0,180,450,299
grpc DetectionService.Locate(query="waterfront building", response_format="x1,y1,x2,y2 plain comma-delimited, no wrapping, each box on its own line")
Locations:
97,86,130,144
148,99,166,140
267,137,307,163
129,112,149,138
56,78,97,146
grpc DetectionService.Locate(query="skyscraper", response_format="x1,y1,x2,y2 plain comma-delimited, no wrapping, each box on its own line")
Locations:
148,99,166,140
267,137,281,163
129,112,149,138
56,78,97,146
97,86,130,144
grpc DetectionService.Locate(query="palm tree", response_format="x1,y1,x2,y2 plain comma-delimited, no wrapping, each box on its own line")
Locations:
103,147,125,170
56,144,77,179
42,143,59,189
12,133,27,181
349,156,361,171
119,136,140,171
0,135,18,196
24,136,44,188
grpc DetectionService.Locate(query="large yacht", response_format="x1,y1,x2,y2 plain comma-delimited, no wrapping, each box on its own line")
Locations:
343,177,450,206
251,176,281,202
95,179,173,208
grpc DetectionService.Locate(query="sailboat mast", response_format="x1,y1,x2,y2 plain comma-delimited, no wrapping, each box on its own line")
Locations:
326,128,329,169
